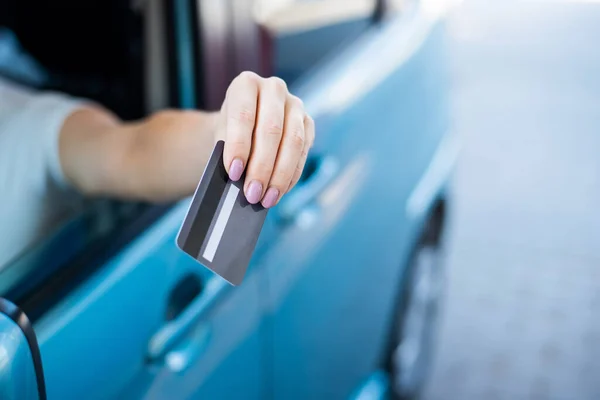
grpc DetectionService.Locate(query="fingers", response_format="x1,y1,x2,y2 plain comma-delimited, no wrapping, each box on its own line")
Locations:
220,72,314,207
287,114,315,193
243,77,287,204
223,71,259,182
261,95,306,208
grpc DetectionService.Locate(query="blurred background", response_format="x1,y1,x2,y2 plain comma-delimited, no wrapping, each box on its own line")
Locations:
1,0,599,399
426,0,600,399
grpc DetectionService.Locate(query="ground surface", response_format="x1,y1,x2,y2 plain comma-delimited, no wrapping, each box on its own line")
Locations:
424,1,600,399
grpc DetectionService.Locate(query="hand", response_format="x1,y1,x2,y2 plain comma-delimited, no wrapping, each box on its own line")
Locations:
58,72,314,205
217,71,315,208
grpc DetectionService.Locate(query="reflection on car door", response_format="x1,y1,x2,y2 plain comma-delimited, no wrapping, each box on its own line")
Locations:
261,4,450,399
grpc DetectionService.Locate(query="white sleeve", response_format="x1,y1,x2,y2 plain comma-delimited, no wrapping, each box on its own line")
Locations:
0,77,89,190
0,77,90,266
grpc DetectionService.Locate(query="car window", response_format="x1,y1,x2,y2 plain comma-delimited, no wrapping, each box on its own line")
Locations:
255,0,378,85
0,3,155,317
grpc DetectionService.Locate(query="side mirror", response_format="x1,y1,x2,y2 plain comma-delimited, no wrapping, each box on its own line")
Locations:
0,298,46,400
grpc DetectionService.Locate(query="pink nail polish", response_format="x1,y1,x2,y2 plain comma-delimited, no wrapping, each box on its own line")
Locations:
246,181,263,204
262,188,280,208
229,158,244,181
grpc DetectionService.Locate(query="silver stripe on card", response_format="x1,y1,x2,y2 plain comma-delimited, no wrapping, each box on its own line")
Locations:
202,183,240,262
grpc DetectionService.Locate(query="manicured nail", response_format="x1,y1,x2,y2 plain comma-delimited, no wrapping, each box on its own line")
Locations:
246,180,263,204
229,158,244,181
262,187,280,208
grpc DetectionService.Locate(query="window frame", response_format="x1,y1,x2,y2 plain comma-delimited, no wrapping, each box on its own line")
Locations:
0,0,192,320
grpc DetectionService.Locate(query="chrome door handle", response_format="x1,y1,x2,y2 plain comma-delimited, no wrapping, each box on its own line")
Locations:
147,278,230,369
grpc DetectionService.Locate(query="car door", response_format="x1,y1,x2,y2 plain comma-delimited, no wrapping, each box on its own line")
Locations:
0,1,267,398
115,211,270,400
0,200,266,400
256,0,452,398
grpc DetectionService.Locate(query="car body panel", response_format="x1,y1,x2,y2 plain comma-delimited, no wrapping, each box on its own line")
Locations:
34,204,267,400
261,5,451,398
348,370,390,400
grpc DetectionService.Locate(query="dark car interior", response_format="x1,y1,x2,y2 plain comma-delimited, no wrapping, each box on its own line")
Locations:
0,0,146,120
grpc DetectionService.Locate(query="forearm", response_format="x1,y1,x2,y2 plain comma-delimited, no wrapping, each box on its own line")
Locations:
58,71,313,208
59,107,219,202
121,110,220,202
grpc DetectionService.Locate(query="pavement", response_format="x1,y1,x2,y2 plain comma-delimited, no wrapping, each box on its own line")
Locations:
424,1,600,399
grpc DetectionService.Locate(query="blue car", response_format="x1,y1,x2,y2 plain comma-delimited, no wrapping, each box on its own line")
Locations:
0,0,458,399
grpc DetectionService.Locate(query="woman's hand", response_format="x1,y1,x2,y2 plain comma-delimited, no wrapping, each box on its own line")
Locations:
59,72,314,206
217,71,315,208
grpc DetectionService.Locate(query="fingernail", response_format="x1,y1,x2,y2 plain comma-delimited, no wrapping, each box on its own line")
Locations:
262,187,280,208
246,180,263,204
229,158,244,181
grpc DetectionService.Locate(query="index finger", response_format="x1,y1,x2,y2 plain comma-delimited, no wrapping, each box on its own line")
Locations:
224,71,259,181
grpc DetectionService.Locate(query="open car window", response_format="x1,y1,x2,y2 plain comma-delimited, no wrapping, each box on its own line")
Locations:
0,0,168,319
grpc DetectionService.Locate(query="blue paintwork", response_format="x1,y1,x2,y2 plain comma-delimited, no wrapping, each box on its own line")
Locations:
348,370,390,400
0,3,455,400
263,7,452,399
34,204,266,400
0,311,39,400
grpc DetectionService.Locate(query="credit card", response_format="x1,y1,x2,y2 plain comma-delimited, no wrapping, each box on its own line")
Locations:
176,140,268,286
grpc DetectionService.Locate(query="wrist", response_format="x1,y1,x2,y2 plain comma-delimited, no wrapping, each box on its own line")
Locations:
123,109,223,201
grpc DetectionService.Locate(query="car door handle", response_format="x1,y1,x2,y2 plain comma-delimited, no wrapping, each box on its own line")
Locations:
147,278,230,371
276,155,339,223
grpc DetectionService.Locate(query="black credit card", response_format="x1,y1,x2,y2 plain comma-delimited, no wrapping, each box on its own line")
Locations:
176,140,268,286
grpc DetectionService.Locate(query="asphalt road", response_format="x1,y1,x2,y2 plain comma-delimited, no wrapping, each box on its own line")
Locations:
424,1,600,399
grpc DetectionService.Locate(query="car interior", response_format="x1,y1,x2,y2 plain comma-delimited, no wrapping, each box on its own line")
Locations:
0,0,383,321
